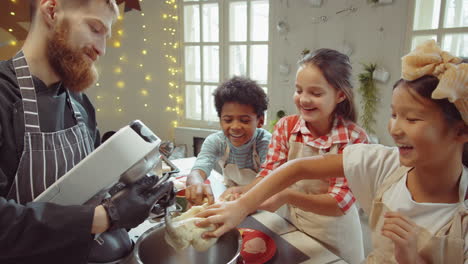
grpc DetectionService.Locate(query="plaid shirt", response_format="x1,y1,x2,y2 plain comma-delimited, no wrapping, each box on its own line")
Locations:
258,115,369,213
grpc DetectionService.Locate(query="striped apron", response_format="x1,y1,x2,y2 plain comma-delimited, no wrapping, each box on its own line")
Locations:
6,50,95,204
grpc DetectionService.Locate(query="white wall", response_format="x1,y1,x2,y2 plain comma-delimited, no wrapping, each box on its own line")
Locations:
89,0,410,146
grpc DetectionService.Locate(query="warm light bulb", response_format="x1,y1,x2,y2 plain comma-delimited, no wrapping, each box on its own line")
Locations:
166,106,171,111
117,30,124,36
118,15,123,21
114,67,122,74
163,14,168,19
97,95,102,99
142,50,147,55
116,81,125,88
96,82,100,87
10,12,15,16
144,75,152,81
113,41,121,48
118,108,123,112
97,108,101,112
141,13,145,16
116,97,120,100
10,40,17,46
8,28,13,32
144,104,148,107
139,64,144,68
141,89,148,96
143,38,147,42
142,25,146,29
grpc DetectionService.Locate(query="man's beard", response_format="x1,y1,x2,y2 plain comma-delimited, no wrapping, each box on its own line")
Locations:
46,19,98,93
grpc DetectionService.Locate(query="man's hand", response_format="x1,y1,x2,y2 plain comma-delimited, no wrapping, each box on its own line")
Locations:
381,212,427,264
102,177,175,231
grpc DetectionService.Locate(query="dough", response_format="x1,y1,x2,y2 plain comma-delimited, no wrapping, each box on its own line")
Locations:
165,204,218,251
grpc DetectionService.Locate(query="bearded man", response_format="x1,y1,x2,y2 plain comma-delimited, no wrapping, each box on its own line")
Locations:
0,0,170,263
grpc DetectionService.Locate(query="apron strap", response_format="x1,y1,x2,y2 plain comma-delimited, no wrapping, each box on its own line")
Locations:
251,140,260,172
65,90,86,124
374,166,412,200
219,142,230,168
12,51,40,133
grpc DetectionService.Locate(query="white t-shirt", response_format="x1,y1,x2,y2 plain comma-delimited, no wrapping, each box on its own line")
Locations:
342,144,468,258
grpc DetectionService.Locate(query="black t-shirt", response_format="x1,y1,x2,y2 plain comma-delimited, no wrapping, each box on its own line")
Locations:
0,59,100,197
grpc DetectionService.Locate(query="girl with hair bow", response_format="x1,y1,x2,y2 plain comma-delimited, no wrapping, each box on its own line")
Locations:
196,40,468,264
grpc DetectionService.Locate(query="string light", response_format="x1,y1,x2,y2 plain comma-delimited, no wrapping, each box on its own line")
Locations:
116,81,125,88
10,40,17,46
10,12,15,16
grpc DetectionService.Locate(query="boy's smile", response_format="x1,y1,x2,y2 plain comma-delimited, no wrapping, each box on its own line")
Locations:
220,102,264,147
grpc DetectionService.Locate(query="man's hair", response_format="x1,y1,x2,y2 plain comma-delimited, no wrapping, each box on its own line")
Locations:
213,76,269,118
29,0,118,22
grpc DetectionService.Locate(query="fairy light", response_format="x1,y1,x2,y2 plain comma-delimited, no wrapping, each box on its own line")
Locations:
116,81,125,88
161,0,182,129
10,12,15,16
10,40,17,46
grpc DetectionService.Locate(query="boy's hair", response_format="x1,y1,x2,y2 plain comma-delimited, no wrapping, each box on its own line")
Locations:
393,75,467,166
298,48,357,122
29,0,118,22
213,76,268,118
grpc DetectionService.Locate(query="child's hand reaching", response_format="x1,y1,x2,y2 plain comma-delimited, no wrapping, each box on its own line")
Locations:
381,212,427,264
186,183,215,205
219,186,246,201
258,189,289,212
195,200,251,238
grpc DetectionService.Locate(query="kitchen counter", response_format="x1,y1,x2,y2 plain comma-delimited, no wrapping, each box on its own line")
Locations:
129,157,348,264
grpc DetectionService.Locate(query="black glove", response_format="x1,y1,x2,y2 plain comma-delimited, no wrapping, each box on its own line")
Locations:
102,177,175,230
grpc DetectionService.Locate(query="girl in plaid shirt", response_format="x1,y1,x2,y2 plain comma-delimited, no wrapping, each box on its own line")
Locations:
221,49,369,263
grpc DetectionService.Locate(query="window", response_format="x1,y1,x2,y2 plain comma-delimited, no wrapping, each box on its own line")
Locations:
407,0,468,57
182,0,270,127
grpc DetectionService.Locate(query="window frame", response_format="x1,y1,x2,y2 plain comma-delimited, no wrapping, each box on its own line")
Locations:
180,0,271,129
405,0,468,55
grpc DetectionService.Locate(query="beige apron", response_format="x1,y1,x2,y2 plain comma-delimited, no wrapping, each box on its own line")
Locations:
367,166,467,263
218,141,260,187
277,135,365,264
